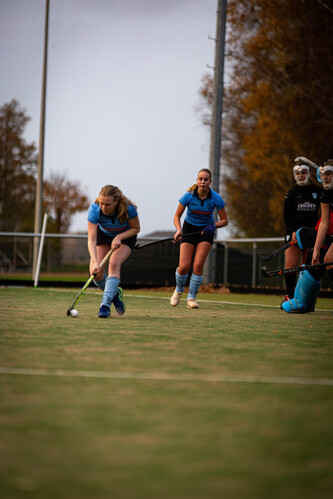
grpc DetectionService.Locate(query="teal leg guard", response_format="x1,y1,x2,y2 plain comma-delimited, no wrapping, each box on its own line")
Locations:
282,269,321,313
187,273,203,300
175,269,188,292
101,276,120,307
93,273,107,291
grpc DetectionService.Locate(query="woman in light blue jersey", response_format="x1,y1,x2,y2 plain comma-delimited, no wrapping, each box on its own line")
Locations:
87,184,140,318
170,168,228,309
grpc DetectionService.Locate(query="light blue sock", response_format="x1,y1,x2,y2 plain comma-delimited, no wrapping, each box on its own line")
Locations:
187,273,203,300
93,273,107,291
101,276,120,307
175,269,188,292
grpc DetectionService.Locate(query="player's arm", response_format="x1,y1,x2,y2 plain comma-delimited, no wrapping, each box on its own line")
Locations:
312,203,330,265
216,207,228,229
173,203,186,240
112,216,140,250
201,206,228,235
87,221,99,275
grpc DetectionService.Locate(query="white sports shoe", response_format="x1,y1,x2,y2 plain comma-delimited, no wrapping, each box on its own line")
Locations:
170,289,182,306
187,298,199,309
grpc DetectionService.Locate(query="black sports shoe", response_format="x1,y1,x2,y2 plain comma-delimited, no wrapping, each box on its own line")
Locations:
280,295,291,309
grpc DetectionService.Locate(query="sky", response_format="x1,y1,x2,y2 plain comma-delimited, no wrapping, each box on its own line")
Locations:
0,0,223,236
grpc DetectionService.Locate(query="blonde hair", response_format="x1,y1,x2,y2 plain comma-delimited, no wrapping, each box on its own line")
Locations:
95,185,137,224
187,168,212,192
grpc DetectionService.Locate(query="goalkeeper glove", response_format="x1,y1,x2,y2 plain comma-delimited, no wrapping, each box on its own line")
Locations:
202,223,216,235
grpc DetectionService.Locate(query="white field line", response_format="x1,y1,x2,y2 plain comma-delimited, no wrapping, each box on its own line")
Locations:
5,286,329,311
92,290,332,312
129,294,280,308
127,294,332,312
0,367,332,387
42,288,333,311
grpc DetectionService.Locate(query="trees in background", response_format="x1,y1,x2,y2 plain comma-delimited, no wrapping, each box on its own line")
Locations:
0,100,37,231
198,0,333,236
43,173,89,233
0,100,89,233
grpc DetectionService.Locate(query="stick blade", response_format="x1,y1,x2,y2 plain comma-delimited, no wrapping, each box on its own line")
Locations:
260,253,271,262
66,307,72,316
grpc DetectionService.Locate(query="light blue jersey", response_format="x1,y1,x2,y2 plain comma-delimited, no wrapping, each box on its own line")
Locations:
87,202,138,236
179,188,225,225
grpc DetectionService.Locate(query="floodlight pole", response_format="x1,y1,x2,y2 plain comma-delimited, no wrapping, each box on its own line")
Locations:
204,0,227,284
33,0,50,278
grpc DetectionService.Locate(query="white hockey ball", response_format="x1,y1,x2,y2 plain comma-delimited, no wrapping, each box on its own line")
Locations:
70,309,79,318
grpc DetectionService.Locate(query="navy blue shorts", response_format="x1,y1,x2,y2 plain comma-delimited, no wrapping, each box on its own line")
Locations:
180,220,214,246
97,226,137,250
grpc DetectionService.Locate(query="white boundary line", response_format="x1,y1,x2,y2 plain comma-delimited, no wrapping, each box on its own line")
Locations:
127,294,332,311
128,294,280,308
37,288,332,311
0,367,332,387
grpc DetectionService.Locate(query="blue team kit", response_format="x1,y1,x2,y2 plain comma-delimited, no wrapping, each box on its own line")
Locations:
87,202,138,236
179,188,225,225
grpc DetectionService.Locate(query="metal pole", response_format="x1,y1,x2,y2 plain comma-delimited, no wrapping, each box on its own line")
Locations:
33,0,50,278
252,241,257,287
204,0,228,283
223,242,228,285
34,213,48,288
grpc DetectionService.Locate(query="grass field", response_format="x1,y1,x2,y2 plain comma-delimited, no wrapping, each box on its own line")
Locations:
0,287,332,498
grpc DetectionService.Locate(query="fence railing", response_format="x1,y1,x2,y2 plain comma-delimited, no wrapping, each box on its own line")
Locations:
0,232,331,292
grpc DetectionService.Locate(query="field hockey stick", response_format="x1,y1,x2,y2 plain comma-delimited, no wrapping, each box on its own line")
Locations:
261,261,333,278
66,247,113,316
260,240,296,262
260,227,317,262
294,156,319,169
134,230,203,250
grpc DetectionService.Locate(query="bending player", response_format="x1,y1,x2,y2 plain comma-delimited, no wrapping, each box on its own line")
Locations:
87,184,140,318
170,168,228,309
281,159,321,305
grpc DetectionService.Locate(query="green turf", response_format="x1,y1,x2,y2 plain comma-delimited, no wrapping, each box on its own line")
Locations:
0,287,332,498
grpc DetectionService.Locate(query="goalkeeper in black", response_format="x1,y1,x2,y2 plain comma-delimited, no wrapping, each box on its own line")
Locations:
282,161,321,304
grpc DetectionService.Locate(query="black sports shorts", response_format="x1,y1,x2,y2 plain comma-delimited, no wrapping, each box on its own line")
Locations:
180,220,214,246
97,225,137,250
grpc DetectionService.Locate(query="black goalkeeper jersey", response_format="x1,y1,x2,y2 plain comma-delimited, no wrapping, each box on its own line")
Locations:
320,188,333,213
283,182,322,234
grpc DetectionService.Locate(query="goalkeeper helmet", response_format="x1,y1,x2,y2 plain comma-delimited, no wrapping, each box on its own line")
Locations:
293,164,311,186
319,160,333,190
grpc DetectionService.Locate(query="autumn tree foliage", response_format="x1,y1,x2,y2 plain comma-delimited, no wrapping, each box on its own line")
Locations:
198,0,333,236
0,100,37,231
43,173,89,233
0,100,89,233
